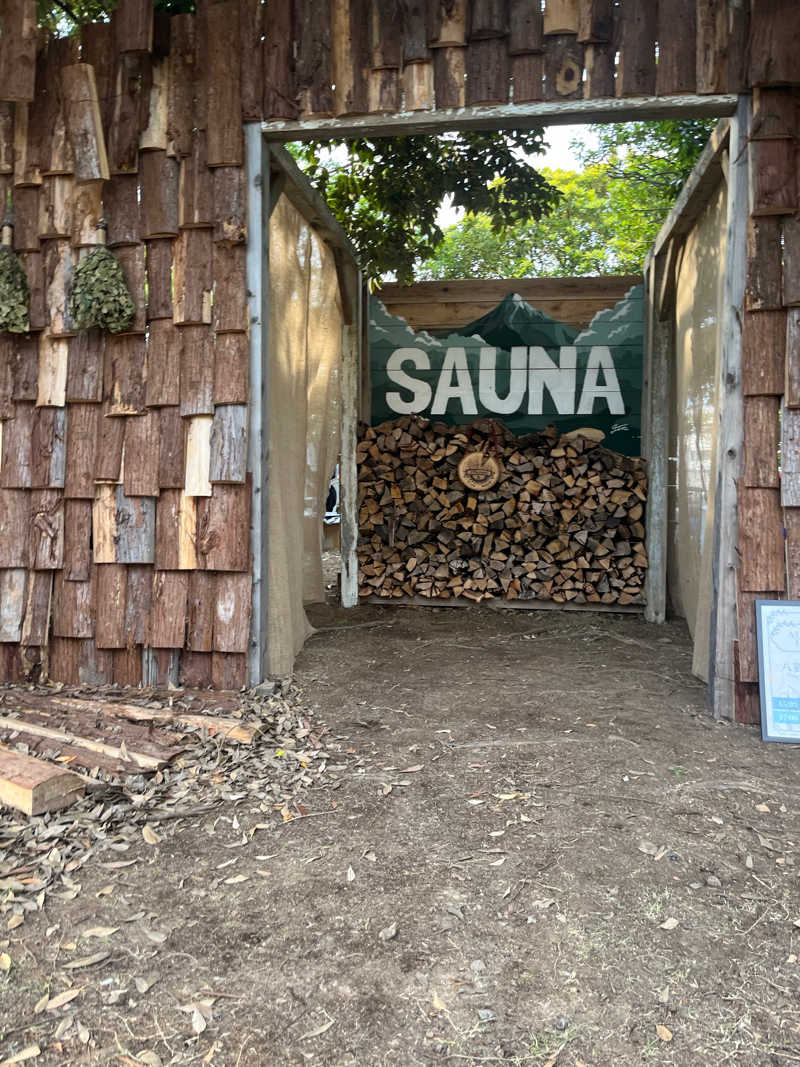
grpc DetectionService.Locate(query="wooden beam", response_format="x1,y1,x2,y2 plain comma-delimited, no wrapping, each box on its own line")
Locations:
262,93,739,142
643,253,670,624
0,745,83,815
708,96,749,721
340,323,359,609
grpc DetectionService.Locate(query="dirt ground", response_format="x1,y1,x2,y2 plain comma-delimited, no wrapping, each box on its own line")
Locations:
3,602,800,1066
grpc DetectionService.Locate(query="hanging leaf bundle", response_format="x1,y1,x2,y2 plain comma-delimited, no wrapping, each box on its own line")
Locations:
69,246,135,333
0,244,30,333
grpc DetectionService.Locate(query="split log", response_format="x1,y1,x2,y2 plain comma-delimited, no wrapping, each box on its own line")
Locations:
749,0,800,87
262,0,297,119
146,320,182,406
577,0,613,43
95,563,128,647
115,244,147,332
212,242,248,332
179,325,214,416
158,405,186,488
0,103,13,172
509,0,543,53
752,87,797,140
155,488,197,570
745,216,783,311
543,34,583,100
38,175,73,239
64,402,99,498
205,0,242,167
60,64,110,183
749,138,797,216
433,47,466,107
239,0,264,120
0,0,37,103
0,746,83,816
369,68,401,112
466,38,510,105
743,395,781,488
114,0,153,54
52,572,94,638
167,13,196,157
786,310,800,407
187,570,215,650
209,404,247,483
0,569,26,641
139,56,168,151
404,62,435,110
123,412,160,496
357,415,648,607
94,402,125,481
173,229,213,325
741,309,786,395
333,0,370,116
737,484,784,592
107,52,152,174
12,185,39,250
103,173,140,247
178,130,212,228
140,150,179,238
212,572,251,653
30,407,65,489
184,414,213,496
37,332,69,404
615,0,656,97
104,334,147,414
0,489,30,567
696,0,729,94
583,42,615,98
149,570,188,648
655,0,696,95
196,481,251,571
212,165,247,244
782,408,800,507
213,332,248,404
29,489,64,569
13,103,40,186
783,215,800,306
428,0,467,47
71,181,104,246
64,499,92,580
145,237,174,320
125,563,152,643
296,0,334,116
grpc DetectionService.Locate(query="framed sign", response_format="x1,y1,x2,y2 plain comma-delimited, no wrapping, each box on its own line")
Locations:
756,600,800,743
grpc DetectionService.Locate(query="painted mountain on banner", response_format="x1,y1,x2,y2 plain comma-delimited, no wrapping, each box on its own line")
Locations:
369,285,644,456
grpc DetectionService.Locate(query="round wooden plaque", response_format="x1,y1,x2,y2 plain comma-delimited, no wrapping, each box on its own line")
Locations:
458,452,500,491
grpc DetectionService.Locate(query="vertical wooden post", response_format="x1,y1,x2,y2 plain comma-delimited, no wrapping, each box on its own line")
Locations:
340,320,360,609
643,255,671,624
246,125,268,685
708,96,749,720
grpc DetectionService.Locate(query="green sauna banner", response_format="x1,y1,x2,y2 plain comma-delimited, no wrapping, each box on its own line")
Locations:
369,284,645,457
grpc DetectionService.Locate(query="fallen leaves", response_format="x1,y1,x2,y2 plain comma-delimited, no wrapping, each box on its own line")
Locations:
36,986,84,1012
300,1013,335,1041
0,1046,41,1066
656,1024,673,1042
142,825,160,846
659,917,679,931
378,922,398,941
0,952,10,971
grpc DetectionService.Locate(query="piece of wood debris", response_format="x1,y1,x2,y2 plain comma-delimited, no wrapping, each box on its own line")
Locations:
49,697,260,744
0,716,166,771
0,744,84,816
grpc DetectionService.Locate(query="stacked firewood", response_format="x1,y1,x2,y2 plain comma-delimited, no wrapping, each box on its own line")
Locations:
357,415,648,606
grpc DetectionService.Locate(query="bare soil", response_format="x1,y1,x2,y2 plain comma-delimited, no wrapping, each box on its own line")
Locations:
3,603,800,1066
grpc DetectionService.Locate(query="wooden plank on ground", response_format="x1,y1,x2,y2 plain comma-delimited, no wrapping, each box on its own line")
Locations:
0,745,83,816
0,715,164,770
49,695,260,743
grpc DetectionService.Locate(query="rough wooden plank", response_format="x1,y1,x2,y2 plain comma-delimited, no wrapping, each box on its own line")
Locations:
467,38,510,105
20,251,45,329
104,174,140,247
173,229,213,325
741,309,787,396
52,572,93,638
155,488,197,570
146,321,182,407
92,483,117,563
0,569,27,642
577,0,613,43
296,0,333,116
213,332,248,405
115,486,156,563
212,243,249,332
140,55,168,151
179,649,212,688
0,103,12,173
139,150,179,238
783,216,800,307
211,165,247,246
158,405,185,489
60,64,110,183
149,570,188,648
655,0,696,94
748,0,800,87
404,61,435,110
179,326,215,416
196,481,251,571
30,407,65,489
206,0,242,166
71,181,104,247
786,310,800,407
178,130,212,228
184,414,213,497
434,47,467,107
115,244,147,333
124,563,152,645
213,573,251,654
543,33,583,100
43,241,76,337
29,490,64,570
0,746,83,816
0,643,25,682
64,499,92,581
745,216,783,311
737,484,785,592
115,0,153,53
108,52,152,174
0,402,33,488
0,0,37,103
0,714,163,770
20,569,51,647
123,412,160,496
752,86,797,140
187,570,214,651
785,507,800,598
112,645,143,687
105,334,147,415
209,404,247,484
749,138,797,216
67,330,105,402
145,237,174,320
95,403,126,482
615,0,656,97
696,0,729,95
95,563,127,648
340,323,359,609
38,175,73,239
12,186,39,251
332,0,370,116
37,332,69,406
211,652,246,690
509,0,542,52
781,408,800,507
743,396,781,489
166,13,196,157
13,103,40,187
734,646,762,725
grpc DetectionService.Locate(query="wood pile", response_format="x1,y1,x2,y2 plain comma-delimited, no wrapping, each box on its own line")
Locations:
357,416,647,607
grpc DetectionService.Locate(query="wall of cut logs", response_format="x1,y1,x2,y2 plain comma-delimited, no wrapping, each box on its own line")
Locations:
358,416,647,606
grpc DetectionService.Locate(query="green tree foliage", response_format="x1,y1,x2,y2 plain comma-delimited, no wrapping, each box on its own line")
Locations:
292,132,560,285
417,119,714,281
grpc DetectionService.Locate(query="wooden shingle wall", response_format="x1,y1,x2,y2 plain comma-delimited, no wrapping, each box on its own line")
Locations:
735,72,800,724
0,0,251,689
0,0,799,695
